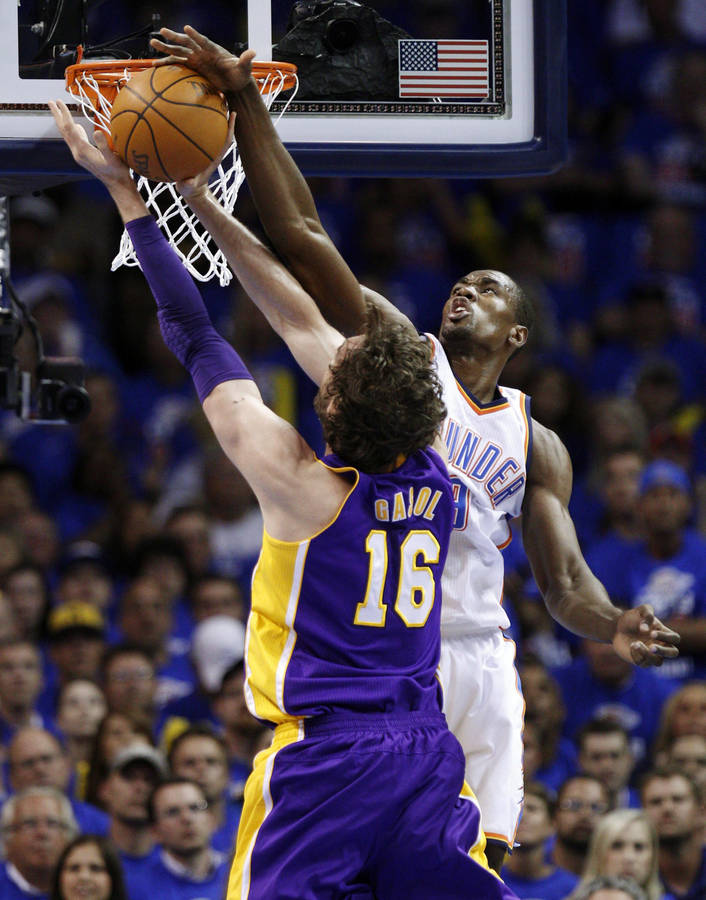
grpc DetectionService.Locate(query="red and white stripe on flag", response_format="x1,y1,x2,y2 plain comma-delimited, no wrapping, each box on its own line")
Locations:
398,39,489,99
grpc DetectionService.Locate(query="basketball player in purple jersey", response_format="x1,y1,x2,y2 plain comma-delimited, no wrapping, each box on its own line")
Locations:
50,101,519,898
150,27,681,874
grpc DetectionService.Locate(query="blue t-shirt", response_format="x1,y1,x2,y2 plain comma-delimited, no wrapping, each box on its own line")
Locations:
71,798,110,836
0,863,48,900
120,846,159,897
551,657,675,765
502,865,578,900
127,850,230,900
590,530,706,683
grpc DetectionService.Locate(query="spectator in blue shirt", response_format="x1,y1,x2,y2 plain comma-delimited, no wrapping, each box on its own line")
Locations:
552,775,611,877
167,725,241,855
502,781,579,899
118,577,196,709
641,767,706,900
577,720,639,810
128,778,230,900
0,786,77,899
96,744,166,890
553,639,674,770
594,460,706,684
51,834,128,900
7,727,109,836
0,642,48,756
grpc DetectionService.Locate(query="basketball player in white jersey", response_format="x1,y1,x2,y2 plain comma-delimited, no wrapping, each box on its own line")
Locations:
152,26,681,873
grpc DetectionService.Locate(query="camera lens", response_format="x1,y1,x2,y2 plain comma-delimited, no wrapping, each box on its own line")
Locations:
324,18,359,53
57,384,91,423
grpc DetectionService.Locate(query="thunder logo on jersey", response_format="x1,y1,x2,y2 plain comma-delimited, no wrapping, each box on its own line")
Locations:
444,417,525,508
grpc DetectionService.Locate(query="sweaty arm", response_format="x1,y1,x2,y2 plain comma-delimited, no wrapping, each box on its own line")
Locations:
522,420,680,667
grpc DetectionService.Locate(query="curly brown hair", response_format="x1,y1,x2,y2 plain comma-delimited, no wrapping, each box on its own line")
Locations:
314,303,446,473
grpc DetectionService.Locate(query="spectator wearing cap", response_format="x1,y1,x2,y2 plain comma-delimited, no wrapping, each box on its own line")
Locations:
128,778,229,900
44,601,107,717
0,641,49,757
589,459,706,684
7,727,109,836
158,615,245,740
0,786,77,900
641,766,706,900
501,781,579,899
96,743,166,889
118,577,196,709
167,725,241,855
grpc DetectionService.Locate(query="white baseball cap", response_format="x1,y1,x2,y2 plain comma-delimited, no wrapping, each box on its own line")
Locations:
191,615,246,692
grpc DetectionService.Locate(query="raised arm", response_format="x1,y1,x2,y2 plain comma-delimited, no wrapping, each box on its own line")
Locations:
150,26,413,336
178,171,342,386
522,419,680,666
47,100,325,529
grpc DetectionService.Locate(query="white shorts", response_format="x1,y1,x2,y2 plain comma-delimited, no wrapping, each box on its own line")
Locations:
439,629,525,850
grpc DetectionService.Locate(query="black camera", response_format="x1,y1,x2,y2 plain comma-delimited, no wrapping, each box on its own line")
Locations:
36,357,91,424
0,304,91,425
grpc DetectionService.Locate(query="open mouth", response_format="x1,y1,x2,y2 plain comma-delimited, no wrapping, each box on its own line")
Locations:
447,303,470,321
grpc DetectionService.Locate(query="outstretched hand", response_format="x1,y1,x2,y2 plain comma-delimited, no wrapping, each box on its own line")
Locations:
612,604,680,667
176,111,236,200
150,26,256,97
48,100,132,187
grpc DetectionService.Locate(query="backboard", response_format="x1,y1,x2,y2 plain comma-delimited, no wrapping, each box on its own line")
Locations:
0,0,566,191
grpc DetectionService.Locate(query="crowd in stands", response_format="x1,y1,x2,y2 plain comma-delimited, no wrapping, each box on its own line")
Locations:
0,0,704,898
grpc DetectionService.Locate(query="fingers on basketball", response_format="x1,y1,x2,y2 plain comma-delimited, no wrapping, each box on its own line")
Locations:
109,65,229,183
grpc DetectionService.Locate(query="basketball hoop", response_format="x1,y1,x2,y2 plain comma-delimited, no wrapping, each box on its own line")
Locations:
65,50,298,285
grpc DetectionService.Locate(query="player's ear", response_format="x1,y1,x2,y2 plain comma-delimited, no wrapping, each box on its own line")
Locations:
508,324,528,350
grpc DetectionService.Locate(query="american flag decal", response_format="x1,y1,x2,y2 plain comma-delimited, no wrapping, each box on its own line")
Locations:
398,39,490,99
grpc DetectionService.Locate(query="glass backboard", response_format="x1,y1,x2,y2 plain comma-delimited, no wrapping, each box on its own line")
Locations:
0,0,566,191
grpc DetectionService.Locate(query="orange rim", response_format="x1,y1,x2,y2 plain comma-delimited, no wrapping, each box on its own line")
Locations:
65,53,297,103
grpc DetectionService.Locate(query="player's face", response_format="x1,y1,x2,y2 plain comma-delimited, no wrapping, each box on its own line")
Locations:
439,270,521,355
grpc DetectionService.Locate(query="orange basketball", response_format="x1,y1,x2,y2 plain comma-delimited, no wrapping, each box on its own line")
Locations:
110,65,229,182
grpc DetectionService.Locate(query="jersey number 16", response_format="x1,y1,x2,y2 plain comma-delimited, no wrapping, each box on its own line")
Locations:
354,530,440,628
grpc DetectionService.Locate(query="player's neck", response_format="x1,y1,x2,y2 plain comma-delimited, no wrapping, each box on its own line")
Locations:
448,352,504,404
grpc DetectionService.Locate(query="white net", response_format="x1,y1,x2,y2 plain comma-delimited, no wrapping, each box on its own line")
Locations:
68,64,297,286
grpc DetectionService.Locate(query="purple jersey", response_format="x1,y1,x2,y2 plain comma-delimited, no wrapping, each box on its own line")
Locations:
244,447,453,725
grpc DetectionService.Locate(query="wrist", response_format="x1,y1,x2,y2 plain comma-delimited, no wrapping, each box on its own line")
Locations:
225,78,260,110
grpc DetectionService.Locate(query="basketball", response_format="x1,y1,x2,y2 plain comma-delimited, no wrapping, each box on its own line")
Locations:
109,64,229,182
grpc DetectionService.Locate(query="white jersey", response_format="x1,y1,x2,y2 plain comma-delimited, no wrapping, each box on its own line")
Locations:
428,334,532,636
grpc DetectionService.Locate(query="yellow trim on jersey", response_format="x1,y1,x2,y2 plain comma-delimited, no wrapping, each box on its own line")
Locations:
459,781,503,880
228,722,304,900
246,539,308,723
245,461,360,725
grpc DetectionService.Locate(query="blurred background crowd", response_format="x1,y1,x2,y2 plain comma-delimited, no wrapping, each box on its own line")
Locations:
0,0,705,898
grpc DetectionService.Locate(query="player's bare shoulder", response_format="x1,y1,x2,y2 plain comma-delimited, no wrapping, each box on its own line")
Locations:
525,418,572,505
